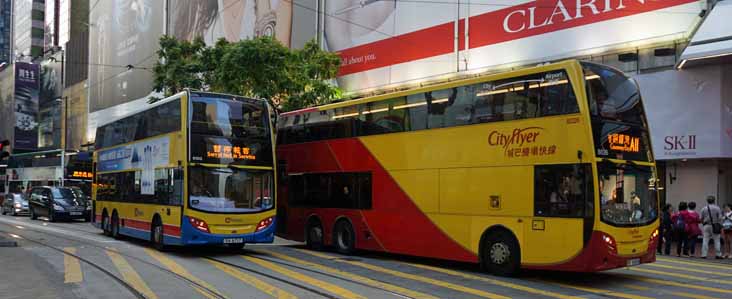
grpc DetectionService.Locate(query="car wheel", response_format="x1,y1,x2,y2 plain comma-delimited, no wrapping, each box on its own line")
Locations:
1,207,5,215
306,221,324,251
30,208,37,220
333,220,356,255
480,230,521,277
102,213,111,236
48,210,55,222
151,220,167,251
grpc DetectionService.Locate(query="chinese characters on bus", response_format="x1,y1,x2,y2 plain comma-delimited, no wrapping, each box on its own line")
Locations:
488,127,557,158
207,144,256,160
608,133,640,153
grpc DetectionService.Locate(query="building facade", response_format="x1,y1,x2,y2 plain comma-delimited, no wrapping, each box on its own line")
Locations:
13,0,45,60
0,0,11,65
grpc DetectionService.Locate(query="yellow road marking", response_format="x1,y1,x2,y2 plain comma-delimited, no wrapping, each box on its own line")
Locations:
645,262,732,277
107,250,158,299
294,249,509,299
63,247,83,283
629,267,732,285
263,251,439,299
623,284,721,299
628,276,732,295
541,281,653,299
406,262,582,299
144,248,225,299
242,255,366,299
207,259,296,299
657,257,732,271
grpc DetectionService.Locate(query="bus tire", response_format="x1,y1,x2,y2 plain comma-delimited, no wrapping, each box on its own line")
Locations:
480,228,521,277
333,220,356,255
151,218,167,252
102,211,111,236
305,219,324,251
111,212,121,239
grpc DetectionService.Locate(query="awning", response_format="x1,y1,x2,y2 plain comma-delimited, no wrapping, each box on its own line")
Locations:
678,1,732,69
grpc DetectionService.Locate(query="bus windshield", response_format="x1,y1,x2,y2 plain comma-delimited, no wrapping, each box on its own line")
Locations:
188,167,274,213
598,162,658,227
583,62,651,162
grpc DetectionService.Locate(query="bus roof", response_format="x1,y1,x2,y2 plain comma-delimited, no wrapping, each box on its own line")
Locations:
282,59,581,115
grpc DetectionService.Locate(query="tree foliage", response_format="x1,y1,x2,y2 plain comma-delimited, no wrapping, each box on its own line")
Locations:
153,35,341,111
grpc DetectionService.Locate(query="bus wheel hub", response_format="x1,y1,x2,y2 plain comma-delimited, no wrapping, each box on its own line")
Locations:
490,243,510,264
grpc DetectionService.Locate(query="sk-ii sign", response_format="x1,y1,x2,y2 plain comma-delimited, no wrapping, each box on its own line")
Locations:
664,135,697,157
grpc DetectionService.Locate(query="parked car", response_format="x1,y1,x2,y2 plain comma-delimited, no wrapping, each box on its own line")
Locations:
29,186,91,222
1,193,29,216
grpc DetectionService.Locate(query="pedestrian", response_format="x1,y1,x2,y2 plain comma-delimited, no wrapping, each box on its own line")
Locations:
701,196,723,259
658,203,673,255
722,204,732,258
671,201,689,257
686,201,702,257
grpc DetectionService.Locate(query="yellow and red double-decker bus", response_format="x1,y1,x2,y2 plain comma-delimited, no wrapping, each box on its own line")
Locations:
276,60,660,275
93,90,277,250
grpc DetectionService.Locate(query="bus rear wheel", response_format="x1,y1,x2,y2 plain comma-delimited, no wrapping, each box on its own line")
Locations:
333,220,356,255
306,221,324,251
480,230,521,277
111,212,121,239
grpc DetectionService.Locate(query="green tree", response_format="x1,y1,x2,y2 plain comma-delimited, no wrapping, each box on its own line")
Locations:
153,35,341,111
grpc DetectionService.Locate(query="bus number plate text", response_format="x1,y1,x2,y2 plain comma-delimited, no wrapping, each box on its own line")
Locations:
223,238,244,244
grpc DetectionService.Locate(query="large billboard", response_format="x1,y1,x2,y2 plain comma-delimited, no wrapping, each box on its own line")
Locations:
168,0,293,46
0,67,14,143
13,62,40,150
88,0,164,113
327,0,702,92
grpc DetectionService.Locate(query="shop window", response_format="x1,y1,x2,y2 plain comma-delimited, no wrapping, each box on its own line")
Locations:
534,164,593,218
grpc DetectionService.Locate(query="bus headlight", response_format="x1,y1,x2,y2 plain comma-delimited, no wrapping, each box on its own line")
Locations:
188,216,210,233
601,233,617,254
256,217,274,232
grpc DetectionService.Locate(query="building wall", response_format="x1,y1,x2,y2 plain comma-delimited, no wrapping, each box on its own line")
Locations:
665,160,720,208
13,0,45,59
62,80,88,149
0,0,12,64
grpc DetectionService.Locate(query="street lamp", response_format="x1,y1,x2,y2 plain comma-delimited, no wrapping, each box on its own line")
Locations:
55,96,69,186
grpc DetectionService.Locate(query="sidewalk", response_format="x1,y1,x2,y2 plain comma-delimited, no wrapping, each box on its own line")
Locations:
0,235,80,299
660,240,732,264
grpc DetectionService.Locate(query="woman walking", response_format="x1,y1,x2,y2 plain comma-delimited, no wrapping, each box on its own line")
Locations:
672,202,689,257
722,204,732,258
687,201,703,257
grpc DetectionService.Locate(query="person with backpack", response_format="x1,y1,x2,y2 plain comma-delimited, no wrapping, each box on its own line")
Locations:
671,202,689,257
701,196,723,259
686,201,703,257
721,204,732,258
658,204,674,255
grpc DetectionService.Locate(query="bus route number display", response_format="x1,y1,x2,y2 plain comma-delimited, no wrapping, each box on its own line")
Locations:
608,133,640,153
207,144,256,160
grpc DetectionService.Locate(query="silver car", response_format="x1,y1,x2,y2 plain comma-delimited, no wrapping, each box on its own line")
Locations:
2,193,30,216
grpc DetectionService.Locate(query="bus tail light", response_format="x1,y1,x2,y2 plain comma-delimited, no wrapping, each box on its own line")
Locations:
601,233,617,254
188,217,210,233
256,217,274,232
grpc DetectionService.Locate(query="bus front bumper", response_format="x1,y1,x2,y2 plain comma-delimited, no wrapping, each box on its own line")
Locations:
524,231,657,272
180,216,276,246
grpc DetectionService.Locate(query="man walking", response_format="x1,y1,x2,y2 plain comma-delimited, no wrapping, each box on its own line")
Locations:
701,195,724,259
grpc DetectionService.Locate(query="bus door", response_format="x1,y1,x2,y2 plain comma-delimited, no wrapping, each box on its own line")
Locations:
524,164,593,265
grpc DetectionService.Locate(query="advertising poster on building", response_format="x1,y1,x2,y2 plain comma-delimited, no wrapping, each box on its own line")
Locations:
39,53,64,149
88,0,164,113
167,0,293,46
14,62,40,150
97,136,170,195
327,0,701,93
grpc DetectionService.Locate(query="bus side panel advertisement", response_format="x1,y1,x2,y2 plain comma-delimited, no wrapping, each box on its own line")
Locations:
97,136,170,195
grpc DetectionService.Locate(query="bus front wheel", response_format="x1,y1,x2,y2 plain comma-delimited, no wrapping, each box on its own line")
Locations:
306,221,324,251
333,220,356,255
151,219,167,251
480,229,521,277
102,212,111,236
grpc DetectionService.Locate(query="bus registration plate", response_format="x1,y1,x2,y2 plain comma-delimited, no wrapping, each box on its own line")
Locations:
627,258,640,267
223,238,244,244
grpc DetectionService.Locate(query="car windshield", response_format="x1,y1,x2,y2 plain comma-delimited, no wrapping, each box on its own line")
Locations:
189,167,274,213
52,188,85,206
12,194,27,202
599,162,659,226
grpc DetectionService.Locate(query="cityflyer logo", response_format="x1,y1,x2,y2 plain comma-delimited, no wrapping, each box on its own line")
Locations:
488,127,557,158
